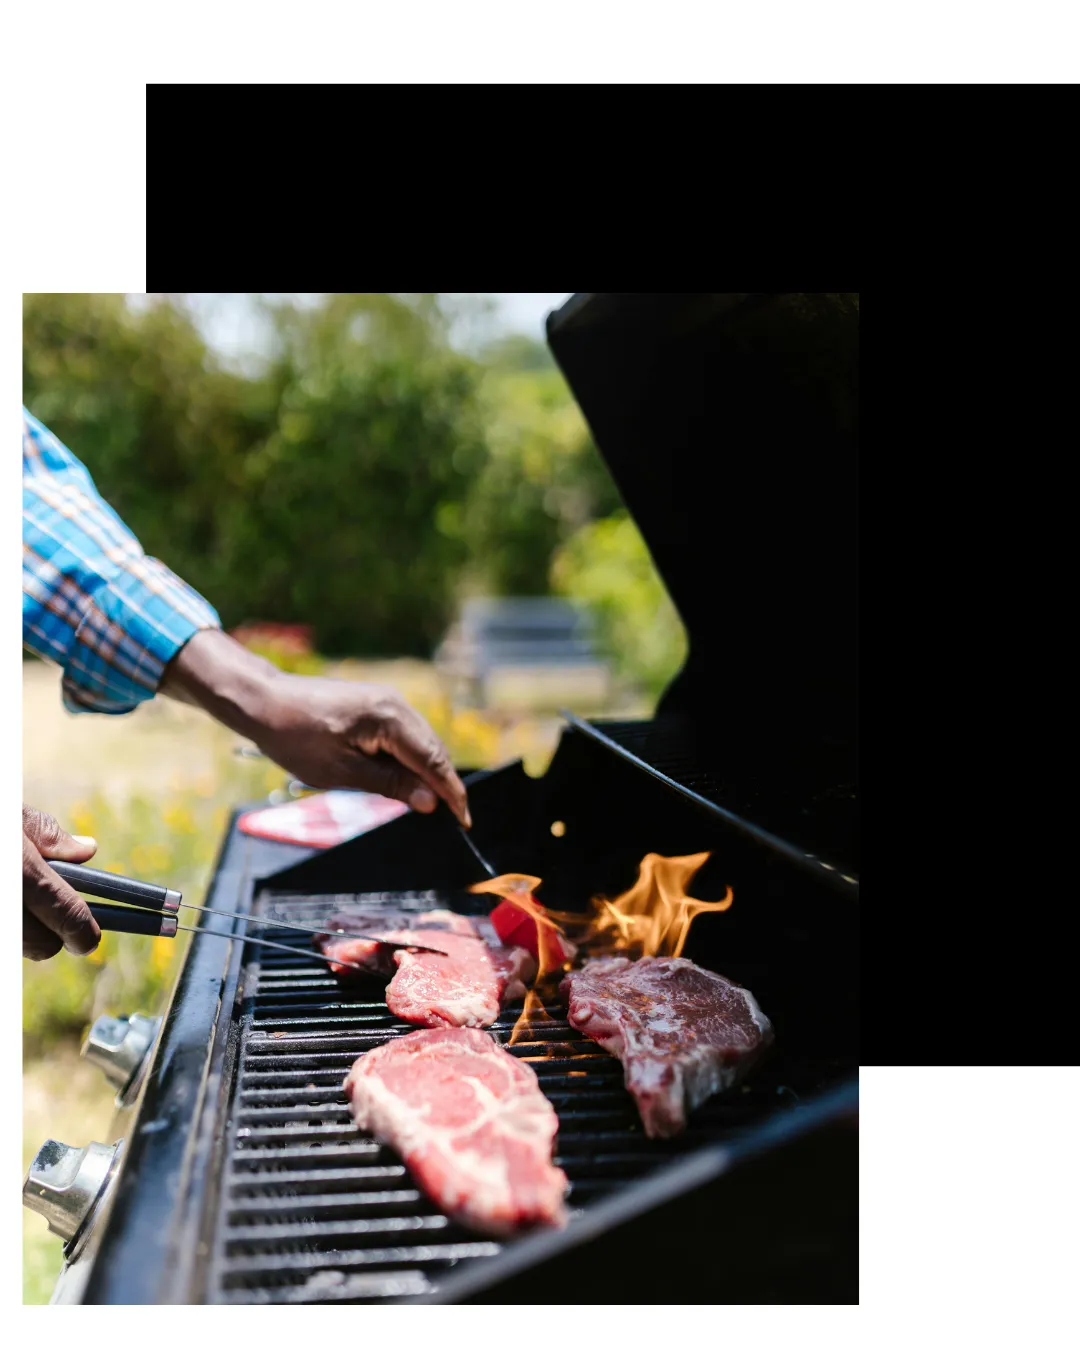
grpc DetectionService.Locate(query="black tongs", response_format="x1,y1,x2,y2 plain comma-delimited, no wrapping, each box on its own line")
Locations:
48,861,448,969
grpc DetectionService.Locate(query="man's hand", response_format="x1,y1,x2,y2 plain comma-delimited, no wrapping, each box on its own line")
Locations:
162,630,471,827
23,806,102,961
251,675,473,825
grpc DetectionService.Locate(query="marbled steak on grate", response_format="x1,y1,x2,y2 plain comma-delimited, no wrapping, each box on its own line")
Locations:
344,1027,568,1237
316,910,536,1028
561,956,773,1138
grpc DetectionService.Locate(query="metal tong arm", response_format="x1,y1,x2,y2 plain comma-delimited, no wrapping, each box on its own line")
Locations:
85,902,385,975
52,862,446,955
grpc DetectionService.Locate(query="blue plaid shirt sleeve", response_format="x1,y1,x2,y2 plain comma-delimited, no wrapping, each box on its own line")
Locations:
22,408,222,714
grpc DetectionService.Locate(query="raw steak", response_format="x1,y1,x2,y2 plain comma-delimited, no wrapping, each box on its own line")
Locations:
317,909,476,978
316,910,536,1029
344,1027,568,1236
560,956,773,1138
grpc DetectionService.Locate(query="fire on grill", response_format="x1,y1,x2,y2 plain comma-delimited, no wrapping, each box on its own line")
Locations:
462,854,737,1045
44,293,858,1305
316,853,766,1236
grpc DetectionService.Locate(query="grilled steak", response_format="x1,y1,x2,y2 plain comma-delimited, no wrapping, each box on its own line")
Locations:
344,1027,568,1237
560,956,773,1138
317,910,536,1029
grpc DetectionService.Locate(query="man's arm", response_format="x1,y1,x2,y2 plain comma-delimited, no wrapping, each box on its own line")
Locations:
162,629,470,825
22,408,222,715
22,409,470,824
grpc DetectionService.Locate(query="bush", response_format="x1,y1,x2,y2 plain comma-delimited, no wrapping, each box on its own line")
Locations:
464,336,620,595
551,511,687,703
222,298,488,654
230,623,325,675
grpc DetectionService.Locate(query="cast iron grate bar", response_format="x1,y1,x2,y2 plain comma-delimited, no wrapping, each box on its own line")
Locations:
205,890,821,1305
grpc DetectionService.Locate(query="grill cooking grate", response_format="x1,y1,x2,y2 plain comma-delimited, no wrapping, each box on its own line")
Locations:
206,891,824,1305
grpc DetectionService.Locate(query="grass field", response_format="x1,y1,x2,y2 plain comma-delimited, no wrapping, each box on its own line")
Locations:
21,656,630,1302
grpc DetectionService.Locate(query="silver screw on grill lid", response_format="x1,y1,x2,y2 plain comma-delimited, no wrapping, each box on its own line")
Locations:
82,1013,160,1099
22,1139,120,1243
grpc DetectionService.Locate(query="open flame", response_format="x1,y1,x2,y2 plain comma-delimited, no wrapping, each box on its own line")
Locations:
472,853,733,1046
469,874,573,1045
566,852,733,961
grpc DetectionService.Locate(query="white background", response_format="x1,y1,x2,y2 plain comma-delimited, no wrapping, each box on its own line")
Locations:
5,4,1080,1329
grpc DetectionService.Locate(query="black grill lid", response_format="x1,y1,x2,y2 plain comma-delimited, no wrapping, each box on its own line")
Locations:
546,293,858,793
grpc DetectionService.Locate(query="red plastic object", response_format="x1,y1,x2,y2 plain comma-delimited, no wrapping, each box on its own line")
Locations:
491,899,540,956
490,899,574,966
237,791,408,848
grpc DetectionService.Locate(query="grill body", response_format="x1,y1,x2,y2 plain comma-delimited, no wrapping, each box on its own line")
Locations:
68,727,857,1304
206,889,853,1304
58,293,858,1303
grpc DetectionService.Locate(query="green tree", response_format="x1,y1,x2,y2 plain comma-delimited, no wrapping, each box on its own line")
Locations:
224,294,487,654
23,294,489,656
464,335,620,595
552,511,687,701
23,293,264,609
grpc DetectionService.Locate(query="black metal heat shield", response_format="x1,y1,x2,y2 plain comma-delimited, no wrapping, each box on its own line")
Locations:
261,722,860,923
263,764,543,896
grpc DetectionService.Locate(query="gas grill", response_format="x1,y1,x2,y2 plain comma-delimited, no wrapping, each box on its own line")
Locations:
34,292,858,1304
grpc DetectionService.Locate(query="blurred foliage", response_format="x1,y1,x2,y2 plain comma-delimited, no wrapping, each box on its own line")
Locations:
23,292,673,688
464,335,621,594
225,295,488,654
23,293,264,615
552,511,688,701
231,622,325,674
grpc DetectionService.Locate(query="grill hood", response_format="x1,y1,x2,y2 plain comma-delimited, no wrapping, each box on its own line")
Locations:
546,293,859,795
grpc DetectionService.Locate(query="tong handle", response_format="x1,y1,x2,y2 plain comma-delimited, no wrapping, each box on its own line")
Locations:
50,861,178,911
87,901,176,938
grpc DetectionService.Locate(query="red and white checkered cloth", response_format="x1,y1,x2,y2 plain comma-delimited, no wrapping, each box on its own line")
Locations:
238,791,409,848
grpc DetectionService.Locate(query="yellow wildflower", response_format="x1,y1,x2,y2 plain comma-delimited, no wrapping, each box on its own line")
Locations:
162,803,196,834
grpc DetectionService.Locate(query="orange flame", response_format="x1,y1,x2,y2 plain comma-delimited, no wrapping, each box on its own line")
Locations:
568,852,733,961
469,874,562,940
472,854,733,1046
469,874,573,1046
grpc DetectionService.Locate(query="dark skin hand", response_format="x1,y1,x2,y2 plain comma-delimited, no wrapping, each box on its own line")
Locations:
23,631,469,963
23,806,102,960
162,629,471,827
